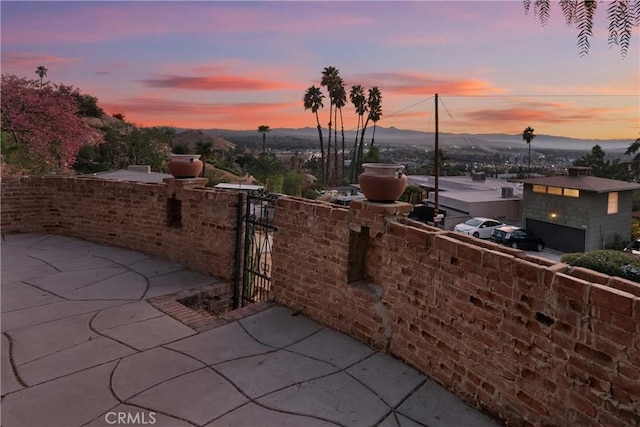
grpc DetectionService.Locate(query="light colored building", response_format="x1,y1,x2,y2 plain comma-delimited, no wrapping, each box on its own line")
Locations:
80,165,172,183
407,172,523,229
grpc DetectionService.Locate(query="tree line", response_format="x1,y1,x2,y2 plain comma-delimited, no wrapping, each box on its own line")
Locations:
303,66,382,184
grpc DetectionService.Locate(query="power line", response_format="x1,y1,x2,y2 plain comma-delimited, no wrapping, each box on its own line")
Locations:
442,94,638,98
384,95,435,119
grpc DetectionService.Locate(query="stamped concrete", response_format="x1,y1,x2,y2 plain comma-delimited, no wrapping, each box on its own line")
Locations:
1,233,503,427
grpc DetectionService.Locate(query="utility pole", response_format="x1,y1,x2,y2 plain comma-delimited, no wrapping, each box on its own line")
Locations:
434,93,439,222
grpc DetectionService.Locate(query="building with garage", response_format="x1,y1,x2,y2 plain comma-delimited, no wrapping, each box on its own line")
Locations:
519,166,640,253
407,172,523,229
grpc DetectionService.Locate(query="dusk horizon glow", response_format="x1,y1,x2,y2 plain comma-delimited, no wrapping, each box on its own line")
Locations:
1,1,638,140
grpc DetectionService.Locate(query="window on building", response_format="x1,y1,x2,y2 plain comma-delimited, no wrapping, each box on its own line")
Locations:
563,188,579,198
533,185,546,193
547,186,562,196
607,192,619,214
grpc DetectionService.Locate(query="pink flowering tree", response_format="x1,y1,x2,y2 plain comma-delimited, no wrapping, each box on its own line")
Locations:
1,74,104,175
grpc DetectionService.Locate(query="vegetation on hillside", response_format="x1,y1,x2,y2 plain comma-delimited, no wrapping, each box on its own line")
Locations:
74,119,175,174
574,143,639,182
1,74,104,175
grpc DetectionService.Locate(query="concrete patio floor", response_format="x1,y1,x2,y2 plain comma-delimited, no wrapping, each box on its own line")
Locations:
1,233,502,427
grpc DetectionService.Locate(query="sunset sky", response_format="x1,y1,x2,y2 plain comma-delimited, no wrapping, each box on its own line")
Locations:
1,1,638,140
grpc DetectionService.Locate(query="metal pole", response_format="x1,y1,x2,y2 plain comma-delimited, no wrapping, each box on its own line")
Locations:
434,93,439,220
233,192,244,309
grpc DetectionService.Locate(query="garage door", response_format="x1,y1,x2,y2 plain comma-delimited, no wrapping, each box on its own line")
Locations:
525,219,585,253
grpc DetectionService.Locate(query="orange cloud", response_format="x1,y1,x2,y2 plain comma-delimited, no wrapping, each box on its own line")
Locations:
463,105,622,125
140,75,297,91
100,96,308,129
350,71,504,96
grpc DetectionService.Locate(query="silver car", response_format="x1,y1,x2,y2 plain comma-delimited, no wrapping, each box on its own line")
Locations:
454,217,504,239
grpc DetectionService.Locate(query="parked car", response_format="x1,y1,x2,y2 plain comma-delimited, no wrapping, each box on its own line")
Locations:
490,225,545,252
453,217,504,239
623,239,640,256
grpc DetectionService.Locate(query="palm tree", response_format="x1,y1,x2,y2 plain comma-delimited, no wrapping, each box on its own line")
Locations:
303,85,325,182
248,154,282,193
35,65,48,89
257,125,270,153
331,76,347,179
368,87,383,148
349,85,367,181
333,79,347,180
195,139,213,178
321,66,339,181
522,126,536,178
355,87,383,181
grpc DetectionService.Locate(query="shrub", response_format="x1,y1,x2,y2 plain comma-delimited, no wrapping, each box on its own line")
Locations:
605,233,629,251
561,250,640,283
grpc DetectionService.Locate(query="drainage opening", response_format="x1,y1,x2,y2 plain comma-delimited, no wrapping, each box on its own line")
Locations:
175,286,233,317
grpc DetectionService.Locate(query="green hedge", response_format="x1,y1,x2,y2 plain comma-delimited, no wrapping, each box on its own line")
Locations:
561,250,640,283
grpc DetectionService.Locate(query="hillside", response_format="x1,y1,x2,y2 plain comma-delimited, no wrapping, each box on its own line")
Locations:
204,126,633,152
174,129,235,151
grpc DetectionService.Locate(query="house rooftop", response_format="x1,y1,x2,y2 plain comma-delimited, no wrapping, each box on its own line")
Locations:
214,183,264,191
518,175,640,193
80,165,172,183
408,174,523,196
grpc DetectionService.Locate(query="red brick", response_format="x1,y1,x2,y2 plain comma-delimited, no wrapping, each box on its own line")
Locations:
553,272,590,302
589,283,634,316
434,235,458,257
331,208,349,223
591,319,634,347
608,277,640,297
516,390,547,416
569,266,610,285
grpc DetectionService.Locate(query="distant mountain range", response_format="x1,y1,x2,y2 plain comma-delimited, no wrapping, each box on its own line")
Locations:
183,126,633,153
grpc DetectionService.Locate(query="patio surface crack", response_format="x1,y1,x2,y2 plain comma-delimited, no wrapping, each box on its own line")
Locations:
99,357,199,427
3,332,28,388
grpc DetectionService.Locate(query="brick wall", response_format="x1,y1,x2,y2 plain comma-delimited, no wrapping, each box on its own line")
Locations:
1,176,241,280
2,177,639,426
272,197,640,427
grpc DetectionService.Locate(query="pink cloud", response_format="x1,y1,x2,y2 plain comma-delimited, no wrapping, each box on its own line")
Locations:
348,71,504,97
460,103,627,131
100,96,306,129
140,75,297,91
1,52,81,71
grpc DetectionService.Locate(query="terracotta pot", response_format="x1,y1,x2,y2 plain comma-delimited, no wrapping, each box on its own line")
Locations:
358,163,408,203
167,154,203,179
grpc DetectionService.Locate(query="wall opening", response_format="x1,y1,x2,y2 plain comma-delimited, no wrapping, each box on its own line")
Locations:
167,196,182,228
348,227,370,282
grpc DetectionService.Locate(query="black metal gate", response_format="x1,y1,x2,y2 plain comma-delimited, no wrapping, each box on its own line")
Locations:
235,194,277,308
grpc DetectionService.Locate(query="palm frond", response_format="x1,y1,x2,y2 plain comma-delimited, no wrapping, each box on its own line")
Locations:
576,0,597,57
559,0,579,24
607,0,637,57
534,0,551,26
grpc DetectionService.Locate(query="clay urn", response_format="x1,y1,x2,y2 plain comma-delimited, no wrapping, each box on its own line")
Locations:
358,163,408,203
167,154,203,179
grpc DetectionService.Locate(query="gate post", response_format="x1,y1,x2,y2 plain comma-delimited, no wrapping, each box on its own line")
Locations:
233,192,245,309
